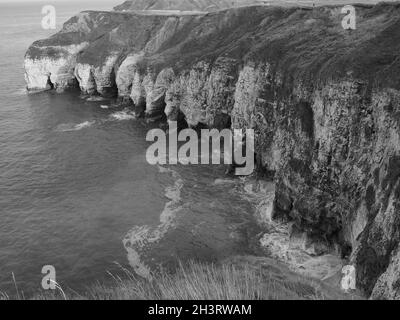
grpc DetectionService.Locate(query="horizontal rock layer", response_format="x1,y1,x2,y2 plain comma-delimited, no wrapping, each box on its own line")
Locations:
25,3,400,298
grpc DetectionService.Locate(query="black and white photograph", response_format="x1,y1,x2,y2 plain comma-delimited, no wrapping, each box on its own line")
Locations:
0,0,399,305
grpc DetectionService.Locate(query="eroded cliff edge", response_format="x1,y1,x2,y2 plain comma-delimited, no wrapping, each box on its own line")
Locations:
24,3,400,299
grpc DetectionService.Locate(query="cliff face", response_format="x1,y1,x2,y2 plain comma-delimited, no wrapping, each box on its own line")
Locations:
25,3,400,298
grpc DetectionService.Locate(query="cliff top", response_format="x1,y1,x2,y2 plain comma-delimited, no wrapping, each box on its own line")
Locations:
26,2,400,91
114,0,396,12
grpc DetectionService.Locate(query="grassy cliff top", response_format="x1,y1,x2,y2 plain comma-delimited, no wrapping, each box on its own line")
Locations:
113,0,394,11
26,2,400,90
2,258,357,300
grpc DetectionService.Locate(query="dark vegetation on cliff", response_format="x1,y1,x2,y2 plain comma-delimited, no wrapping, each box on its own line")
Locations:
114,0,268,12
113,0,388,12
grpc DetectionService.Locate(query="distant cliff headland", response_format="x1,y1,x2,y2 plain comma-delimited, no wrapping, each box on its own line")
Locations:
24,0,400,299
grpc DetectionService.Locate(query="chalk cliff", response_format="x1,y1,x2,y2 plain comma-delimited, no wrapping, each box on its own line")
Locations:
24,2,400,299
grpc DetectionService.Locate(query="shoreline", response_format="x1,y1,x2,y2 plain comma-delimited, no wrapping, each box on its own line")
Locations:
121,158,348,296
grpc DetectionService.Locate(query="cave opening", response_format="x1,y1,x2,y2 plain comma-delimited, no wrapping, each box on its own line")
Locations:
254,152,275,180
213,113,232,131
177,110,188,130
297,101,314,139
341,243,353,259
70,77,80,91
107,68,118,98
145,93,168,122
89,70,98,96
46,75,54,90
134,96,147,118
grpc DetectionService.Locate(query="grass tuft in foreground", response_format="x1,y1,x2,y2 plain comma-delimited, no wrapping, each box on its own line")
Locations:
17,258,356,300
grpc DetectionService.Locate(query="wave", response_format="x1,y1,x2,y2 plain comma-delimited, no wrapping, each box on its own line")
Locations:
55,121,95,132
85,96,106,102
123,166,184,279
237,178,343,281
54,109,137,134
109,109,137,121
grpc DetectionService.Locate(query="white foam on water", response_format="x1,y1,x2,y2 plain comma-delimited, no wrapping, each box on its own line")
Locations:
110,109,137,121
55,120,95,132
123,166,184,279
161,176,184,225
14,87,28,96
26,88,49,95
86,96,106,102
239,178,343,282
125,246,153,280
55,109,137,134
260,229,343,281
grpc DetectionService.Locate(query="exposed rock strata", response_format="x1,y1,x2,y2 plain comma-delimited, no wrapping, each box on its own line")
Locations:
25,3,400,299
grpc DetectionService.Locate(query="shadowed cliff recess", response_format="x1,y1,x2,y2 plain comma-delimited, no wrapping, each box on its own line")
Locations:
24,1,400,299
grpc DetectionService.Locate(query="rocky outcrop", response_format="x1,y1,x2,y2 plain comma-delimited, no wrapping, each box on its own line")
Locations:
24,43,88,92
25,2,400,299
24,11,197,95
